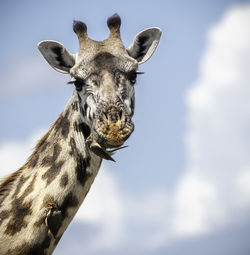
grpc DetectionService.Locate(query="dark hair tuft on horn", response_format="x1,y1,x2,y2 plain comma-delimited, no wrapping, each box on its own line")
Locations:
73,20,87,34
107,13,121,30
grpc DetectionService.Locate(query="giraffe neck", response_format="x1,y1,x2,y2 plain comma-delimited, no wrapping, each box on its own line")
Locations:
0,92,102,255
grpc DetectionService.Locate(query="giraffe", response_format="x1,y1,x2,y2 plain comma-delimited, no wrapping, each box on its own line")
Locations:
0,14,161,255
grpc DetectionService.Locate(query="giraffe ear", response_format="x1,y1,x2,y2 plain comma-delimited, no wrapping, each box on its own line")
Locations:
126,28,162,64
38,40,76,74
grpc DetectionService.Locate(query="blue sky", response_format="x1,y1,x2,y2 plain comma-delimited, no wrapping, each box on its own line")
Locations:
0,0,250,254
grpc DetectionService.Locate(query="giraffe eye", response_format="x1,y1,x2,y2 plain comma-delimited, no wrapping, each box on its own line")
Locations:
75,80,84,91
67,78,85,91
127,71,137,85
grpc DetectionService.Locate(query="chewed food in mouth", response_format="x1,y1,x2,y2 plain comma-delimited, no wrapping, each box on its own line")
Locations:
94,108,135,148
86,133,128,162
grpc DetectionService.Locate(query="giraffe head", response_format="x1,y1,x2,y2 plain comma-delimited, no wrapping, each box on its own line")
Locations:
38,14,161,149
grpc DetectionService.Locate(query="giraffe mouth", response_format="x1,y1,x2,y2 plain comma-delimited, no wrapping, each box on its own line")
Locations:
93,119,134,148
92,105,134,148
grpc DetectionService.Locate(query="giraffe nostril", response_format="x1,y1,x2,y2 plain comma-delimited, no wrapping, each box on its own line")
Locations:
119,110,123,120
101,107,125,124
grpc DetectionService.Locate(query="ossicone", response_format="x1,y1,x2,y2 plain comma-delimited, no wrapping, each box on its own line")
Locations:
107,13,121,30
107,13,121,38
73,20,87,37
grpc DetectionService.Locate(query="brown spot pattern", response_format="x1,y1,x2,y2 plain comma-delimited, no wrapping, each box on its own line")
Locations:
0,210,9,227
59,192,79,219
24,129,51,169
12,175,29,199
60,173,69,188
4,199,33,236
27,153,40,169
0,168,23,206
42,144,65,185
4,173,37,236
6,233,52,255
73,121,91,140
34,216,45,228
54,110,70,139
69,137,91,186
72,101,79,112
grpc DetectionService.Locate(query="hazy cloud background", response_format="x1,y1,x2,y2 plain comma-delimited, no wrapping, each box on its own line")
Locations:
0,1,250,254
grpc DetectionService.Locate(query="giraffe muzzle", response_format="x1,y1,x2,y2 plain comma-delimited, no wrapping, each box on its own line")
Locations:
93,105,134,148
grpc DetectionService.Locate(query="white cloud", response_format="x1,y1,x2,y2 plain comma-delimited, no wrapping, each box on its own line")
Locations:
0,56,67,98
236,168,250,206
179,3,250,236
172,174,222,236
